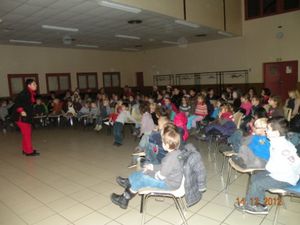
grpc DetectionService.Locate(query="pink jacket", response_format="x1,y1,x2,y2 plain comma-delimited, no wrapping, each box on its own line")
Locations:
174,112,189,141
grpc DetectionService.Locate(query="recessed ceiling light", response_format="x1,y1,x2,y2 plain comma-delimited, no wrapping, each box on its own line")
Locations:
175,20,199,28
9,39,42,44
217,30,233,37
122,48,139,51
99,1,141,14
115,34,140,40
0,19,2,23
42,25,79,32
128,19,142,24
76,44,99,48
162,41,178,45
195,34,207,37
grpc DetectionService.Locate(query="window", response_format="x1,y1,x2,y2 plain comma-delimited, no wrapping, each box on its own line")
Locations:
7,74,39,96
103,72,120,87
245,0,300,19
46,73,71,93
77,72,98,91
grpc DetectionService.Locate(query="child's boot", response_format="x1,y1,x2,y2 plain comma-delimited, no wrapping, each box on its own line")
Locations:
111,188,136,209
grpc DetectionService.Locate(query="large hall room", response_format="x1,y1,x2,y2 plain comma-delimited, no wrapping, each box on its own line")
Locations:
0,0,300,225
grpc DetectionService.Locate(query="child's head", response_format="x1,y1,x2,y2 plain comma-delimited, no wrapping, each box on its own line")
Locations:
241,94,250,102
181,97,188,105
197,95,205,103
139,103,150,114
253,118,268,136
103,99,109,106
121,102,129,111
220,103,232,114
91,102,97,108
36,98,42,105
162,128,180,152
53,98,60,104
189,89,196,97
158,116,169,130
251,96,261,106
266,117,288,138
149,103,157,113
288,90,300,99
208,88,214,96
164,97,171,105
253,107,267,119
0,100,7,107
232,90,241,99
268,95,282,108
261,88,271,97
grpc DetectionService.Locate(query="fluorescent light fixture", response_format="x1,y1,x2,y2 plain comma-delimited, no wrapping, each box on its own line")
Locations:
115,34,140,40
217,30,233,37
175,20,199,28
9,39,42,44
42,25,79,32
76,44,99,48
100,1,141,13
162,40,178,45
122,48,139,51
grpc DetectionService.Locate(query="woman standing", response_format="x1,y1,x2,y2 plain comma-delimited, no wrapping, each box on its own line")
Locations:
12,79,40,156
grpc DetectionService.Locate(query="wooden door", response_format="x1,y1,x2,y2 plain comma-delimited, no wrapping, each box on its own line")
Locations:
136,72,144,87
263,60,298,99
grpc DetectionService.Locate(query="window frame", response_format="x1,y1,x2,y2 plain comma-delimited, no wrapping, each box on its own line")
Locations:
245,0,300,20
76,72,98,91
46,73,71,94
102,72,121,88
7,74,40,97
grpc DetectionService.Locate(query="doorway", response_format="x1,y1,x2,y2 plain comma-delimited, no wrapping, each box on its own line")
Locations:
263,60,298,100
136,72,144,87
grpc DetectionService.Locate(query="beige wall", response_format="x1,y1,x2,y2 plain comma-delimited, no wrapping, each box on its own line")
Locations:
186,0,224,30
225,0,243,35
137,11,300,85
113,0,184,19
0,45,137,97
1,11,299,97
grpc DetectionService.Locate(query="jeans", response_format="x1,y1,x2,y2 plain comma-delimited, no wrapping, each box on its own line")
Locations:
128,171,168,192
228,130,243,153
246,171,290,205
113,122,123,144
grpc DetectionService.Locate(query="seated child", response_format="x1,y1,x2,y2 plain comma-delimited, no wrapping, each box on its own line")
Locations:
187,95,208,130
113,103,137,146
33,97,48,116
64,99,77,125
49,98,63,115
235,117,300,215
111,129,183,209
204,103,236,137
94,99,111,131
77,102,90,119
179,97,192,117
89,101,99,124
232,118,270,169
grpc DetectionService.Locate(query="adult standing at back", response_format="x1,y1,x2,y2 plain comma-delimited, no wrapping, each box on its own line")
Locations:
12,79,40,156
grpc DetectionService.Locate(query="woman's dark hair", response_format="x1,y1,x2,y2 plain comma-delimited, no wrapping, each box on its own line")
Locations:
25,79,35,86
262,88,271,96
139,102,150,114
268,117,288,136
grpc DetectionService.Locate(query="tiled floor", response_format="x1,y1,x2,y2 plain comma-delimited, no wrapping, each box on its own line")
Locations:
0,127,299,225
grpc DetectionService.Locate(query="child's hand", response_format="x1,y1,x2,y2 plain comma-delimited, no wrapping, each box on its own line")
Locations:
143,164,153,171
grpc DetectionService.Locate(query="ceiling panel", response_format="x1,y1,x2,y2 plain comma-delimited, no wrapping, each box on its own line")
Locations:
0,0,234,51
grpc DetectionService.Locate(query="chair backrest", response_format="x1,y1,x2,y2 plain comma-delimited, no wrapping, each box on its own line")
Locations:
286,180,300,195
233,112,243,129
283,107,292,122
173,176,186,197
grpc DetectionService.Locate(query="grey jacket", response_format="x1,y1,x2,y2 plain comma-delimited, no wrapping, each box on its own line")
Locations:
178,143,207,207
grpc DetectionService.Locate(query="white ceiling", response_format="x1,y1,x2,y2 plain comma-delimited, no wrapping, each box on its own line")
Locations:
0,0,233,51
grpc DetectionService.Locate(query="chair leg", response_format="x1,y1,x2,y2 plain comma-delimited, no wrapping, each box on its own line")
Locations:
141,194,149,225
179,197,187,212
140,194,144,213
174,197,188,225
273,195,282,225
225,162,232,191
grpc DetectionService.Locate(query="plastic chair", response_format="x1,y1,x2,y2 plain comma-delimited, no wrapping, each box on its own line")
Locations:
138,177,187,225
268,180,300,225
225,158,265,191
